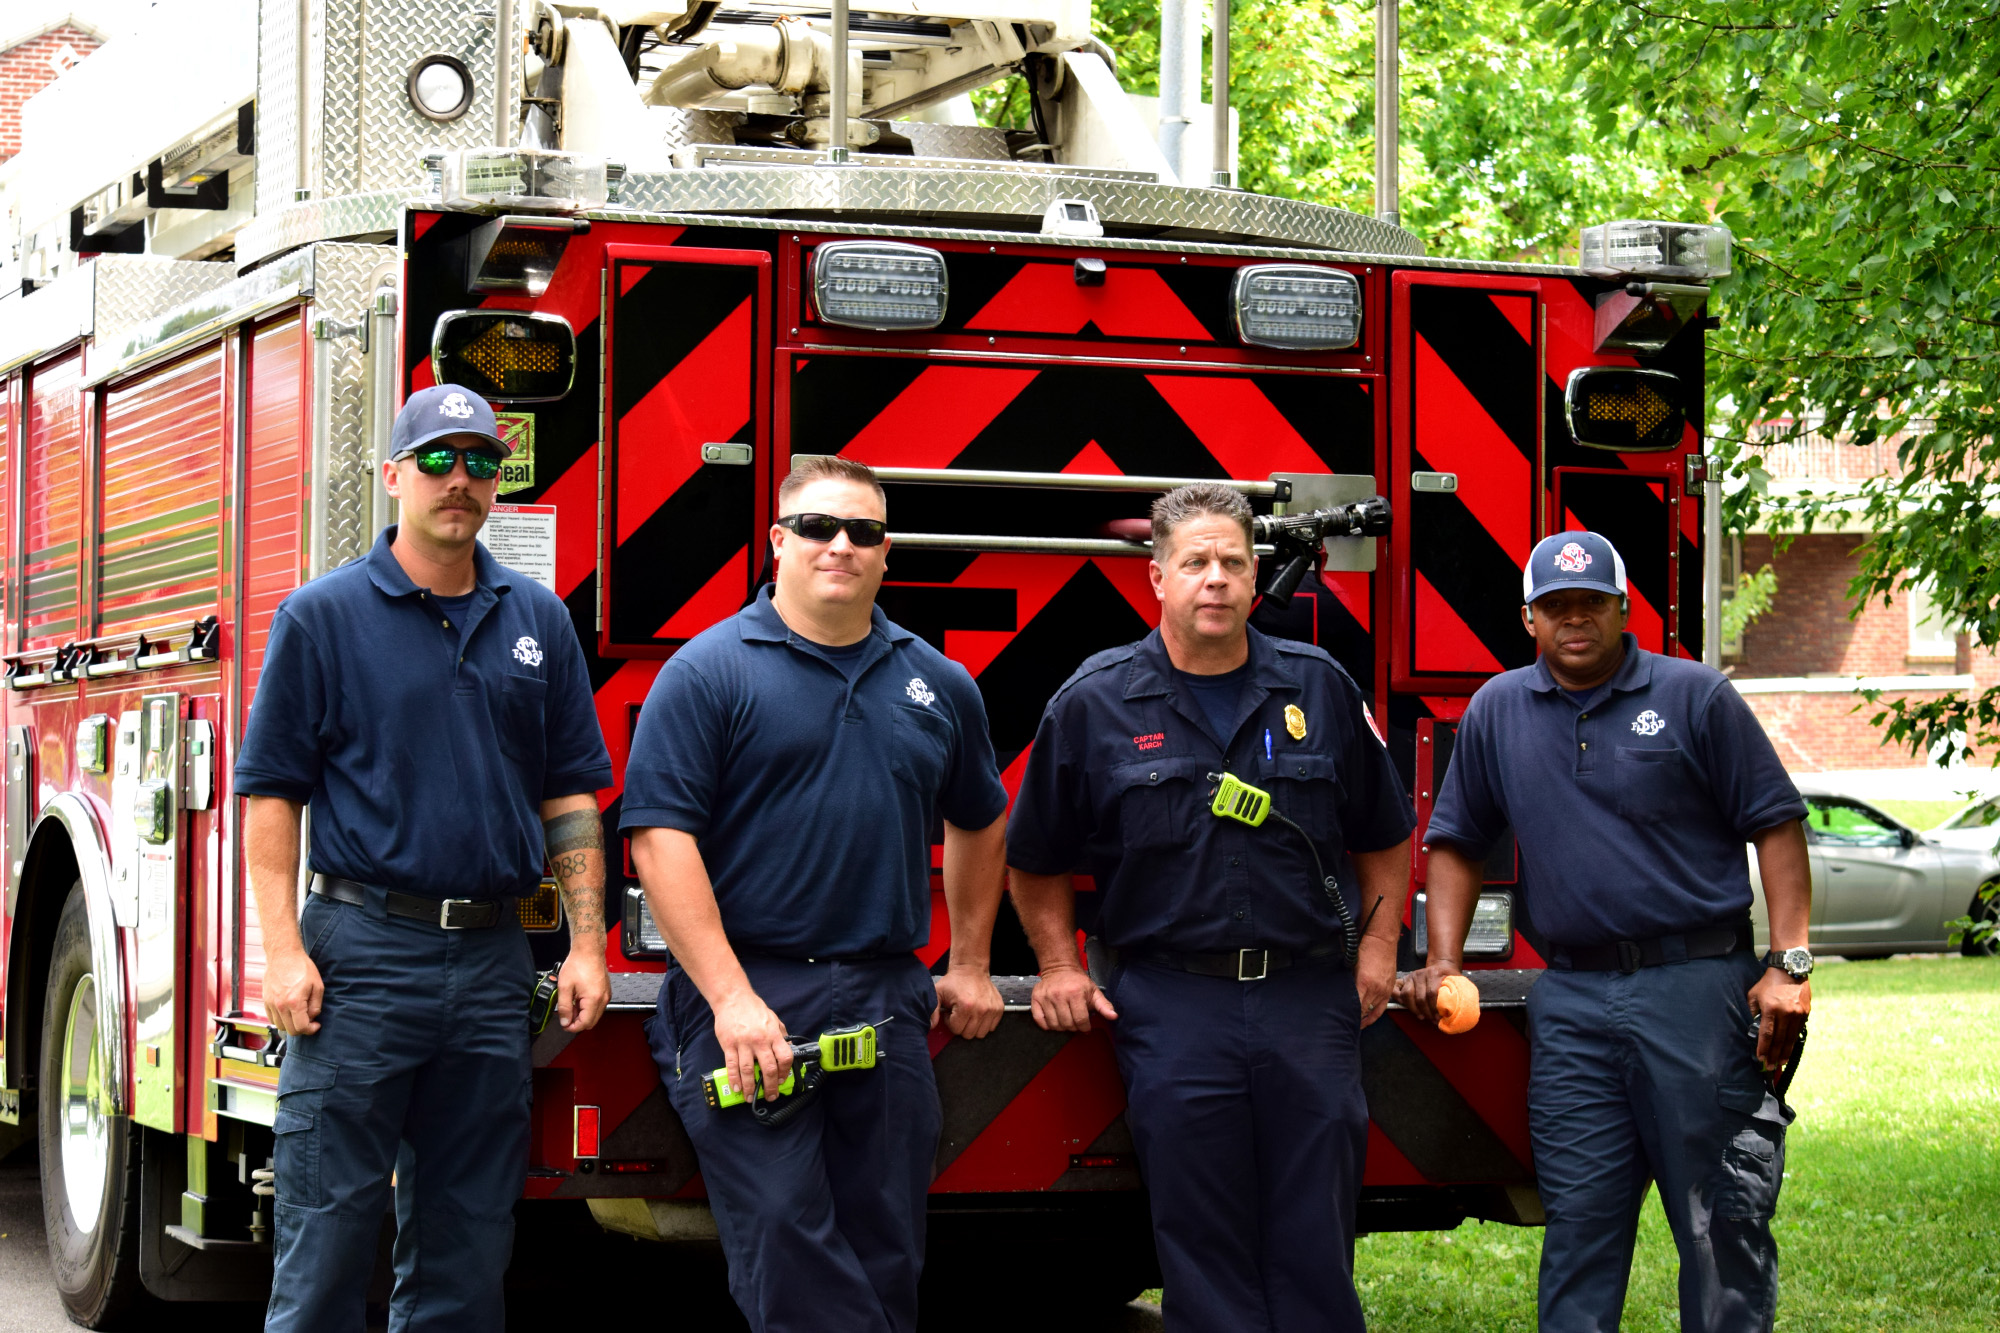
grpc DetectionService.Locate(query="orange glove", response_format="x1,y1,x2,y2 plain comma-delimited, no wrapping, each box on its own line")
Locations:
1436,974,1481,1035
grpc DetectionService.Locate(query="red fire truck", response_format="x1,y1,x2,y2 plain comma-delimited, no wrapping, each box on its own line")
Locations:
0,0,1728,1321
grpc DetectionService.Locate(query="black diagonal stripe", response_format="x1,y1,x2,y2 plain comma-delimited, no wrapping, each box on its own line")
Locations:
1409,446,1536,673
549,1085,702,1198
1255,374,1375,475
788,353,930,458
1361,1018,1530,1183
1678,526,1702,659
932,1012,1073,1177
1154,264,1236,343
610,262,754,420
1411,285,1536,461
1047,1113,1143,1192
970,562,1155,755
609,464,754,646
939,253,1036,333
1249,569,1374,688
1556,472,1672,625
949,366,1217,477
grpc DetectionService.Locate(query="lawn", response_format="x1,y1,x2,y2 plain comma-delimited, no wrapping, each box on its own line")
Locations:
1873,798,1973,831
1350,955,2000,1331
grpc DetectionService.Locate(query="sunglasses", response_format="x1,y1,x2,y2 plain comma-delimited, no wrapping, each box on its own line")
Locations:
778,513,888,546
409,446,504,480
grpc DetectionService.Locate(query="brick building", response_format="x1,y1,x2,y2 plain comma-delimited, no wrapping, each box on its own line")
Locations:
0,13,106,162
1723,429,2000,799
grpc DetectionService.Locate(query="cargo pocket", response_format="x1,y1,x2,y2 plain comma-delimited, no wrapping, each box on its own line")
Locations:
273,1052,338,1209
496,674,549,773
1712,1080,1793,1221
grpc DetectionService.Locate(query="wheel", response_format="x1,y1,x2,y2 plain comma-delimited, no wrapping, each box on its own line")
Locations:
38,882,147,1327
1963,877,2000,958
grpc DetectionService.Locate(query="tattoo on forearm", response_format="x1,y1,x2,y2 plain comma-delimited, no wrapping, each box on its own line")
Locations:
544,809,607,936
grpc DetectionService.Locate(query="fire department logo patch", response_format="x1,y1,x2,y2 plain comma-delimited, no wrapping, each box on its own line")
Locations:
512,635,543,668
1631,710,1666,737
1554,542,1593,574
906,677,936,707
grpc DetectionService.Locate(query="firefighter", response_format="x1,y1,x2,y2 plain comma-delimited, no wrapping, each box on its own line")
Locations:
1006,483,1415,1332
234,384,615,1333
621,454,1010,1333
1402,529,1813,1333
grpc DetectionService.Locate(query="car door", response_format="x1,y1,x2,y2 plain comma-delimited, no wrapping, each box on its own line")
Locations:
1803,796,1945,950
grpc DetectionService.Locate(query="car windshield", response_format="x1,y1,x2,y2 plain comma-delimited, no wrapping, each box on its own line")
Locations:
1804,798,1905,847
1934,798,2000,831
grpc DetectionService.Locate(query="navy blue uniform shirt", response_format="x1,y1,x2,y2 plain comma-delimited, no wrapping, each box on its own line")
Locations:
619,585,1009,958
1425,633,1806,948
1006,627,1416,953
233,527,613,899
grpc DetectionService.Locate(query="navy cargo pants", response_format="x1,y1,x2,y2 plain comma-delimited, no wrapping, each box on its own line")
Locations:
1531,950,1792,1333
1107,955,1369,1333
648,954,942,1333
265,888,533,1333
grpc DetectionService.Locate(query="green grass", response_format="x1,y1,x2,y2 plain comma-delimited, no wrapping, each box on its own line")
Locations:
1351,955,2000,1331
1873,798,1972,831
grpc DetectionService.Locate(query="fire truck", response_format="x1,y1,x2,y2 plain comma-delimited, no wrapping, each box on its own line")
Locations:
0,0,1729,1321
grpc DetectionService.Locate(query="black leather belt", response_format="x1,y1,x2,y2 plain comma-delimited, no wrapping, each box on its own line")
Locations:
311,874,511,930
1120,941,1343,982
1551,916,1753,973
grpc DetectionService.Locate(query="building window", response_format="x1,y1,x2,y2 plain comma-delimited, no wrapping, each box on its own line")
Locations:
1907,577,1961,662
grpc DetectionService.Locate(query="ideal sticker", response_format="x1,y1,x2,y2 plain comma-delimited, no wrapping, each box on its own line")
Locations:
495,412,536,496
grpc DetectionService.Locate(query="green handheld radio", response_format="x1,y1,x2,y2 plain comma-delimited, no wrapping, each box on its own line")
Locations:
701,1021,882,1126
1210,772,1273,827
1206,771,1371,967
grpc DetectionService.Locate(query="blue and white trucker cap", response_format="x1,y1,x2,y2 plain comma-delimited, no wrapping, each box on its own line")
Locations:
388,384,512,460
1523,530,1627,604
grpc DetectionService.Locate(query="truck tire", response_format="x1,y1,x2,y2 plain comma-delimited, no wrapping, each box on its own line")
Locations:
1963,877,2000,958
38,882,147,1327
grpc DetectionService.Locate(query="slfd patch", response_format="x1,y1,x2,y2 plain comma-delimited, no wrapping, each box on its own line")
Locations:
1631,709,1666,736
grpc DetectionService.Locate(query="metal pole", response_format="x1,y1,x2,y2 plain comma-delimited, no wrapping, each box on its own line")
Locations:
1704,473,1723,668
1210,0,1230,187
1375,0,1399,226
828,0,851,162
1159,0,1194,183
493,0,515,148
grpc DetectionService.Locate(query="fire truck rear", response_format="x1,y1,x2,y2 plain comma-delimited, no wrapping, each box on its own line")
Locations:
0,0,1728,1320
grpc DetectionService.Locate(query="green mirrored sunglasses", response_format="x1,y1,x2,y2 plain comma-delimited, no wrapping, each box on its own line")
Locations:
410,446,504,480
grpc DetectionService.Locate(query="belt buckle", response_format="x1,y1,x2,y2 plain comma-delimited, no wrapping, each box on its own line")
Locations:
1237,948,1269,982
1615,940,1643,974
439,899,476,930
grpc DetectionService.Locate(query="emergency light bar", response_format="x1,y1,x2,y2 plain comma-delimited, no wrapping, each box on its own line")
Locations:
432,311,576,402
811,241,949,331
437,147,610,214
1579,220,1732,282
1565,366,1685,453
622,885,669,960
1231,265,1362,351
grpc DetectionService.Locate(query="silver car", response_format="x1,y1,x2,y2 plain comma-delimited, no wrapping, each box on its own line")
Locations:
1750,788,1999,958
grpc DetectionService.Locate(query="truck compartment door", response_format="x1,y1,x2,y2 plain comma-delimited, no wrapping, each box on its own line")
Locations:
599,246,771,656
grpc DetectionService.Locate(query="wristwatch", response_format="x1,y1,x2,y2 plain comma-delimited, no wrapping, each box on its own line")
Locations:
1763,946,1814,982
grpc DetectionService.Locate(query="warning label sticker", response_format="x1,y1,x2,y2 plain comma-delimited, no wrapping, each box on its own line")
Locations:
480,504,557,594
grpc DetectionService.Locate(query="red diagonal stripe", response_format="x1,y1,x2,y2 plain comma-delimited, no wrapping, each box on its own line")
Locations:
1413,333,1532,564
615,296,752,544
542,443,597,600
966,264,1209,340
1145,375,1328,479
930,1030,1127,1192
1415,572,1503,674
1392,1013,1533,1170
841,365,1038,468
1364,1120,1428,1186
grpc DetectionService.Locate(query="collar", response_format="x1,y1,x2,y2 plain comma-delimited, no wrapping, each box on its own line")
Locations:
1527,632,1651,695
363,525,513,599
1124,626,1296,700
736,583,914,647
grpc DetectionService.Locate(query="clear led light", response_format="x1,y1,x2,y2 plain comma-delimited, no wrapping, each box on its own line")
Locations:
812,241,948,331
438,148,608,213
1579,220,1732,281
1464,892,1515,958
408,55,473,122
621,885,669,959
1231,264,1363,351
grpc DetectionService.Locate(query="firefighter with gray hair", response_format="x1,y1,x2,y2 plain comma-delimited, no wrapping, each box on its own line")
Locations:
1006,482,1416,1331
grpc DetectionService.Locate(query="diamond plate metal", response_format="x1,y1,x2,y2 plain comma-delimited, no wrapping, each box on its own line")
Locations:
352,0,513,198
900,123,1013,163
93,251,317,384
657,109,747,156
616,165,1425,255
90,256,237,360
236,190,406,268
256,0,300,215
310,243,399,570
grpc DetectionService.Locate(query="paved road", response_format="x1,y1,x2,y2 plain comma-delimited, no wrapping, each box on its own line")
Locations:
0,1145,1161,1331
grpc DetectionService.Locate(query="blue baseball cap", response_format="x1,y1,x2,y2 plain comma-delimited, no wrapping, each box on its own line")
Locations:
388,384,512,460
1523,530,1627,604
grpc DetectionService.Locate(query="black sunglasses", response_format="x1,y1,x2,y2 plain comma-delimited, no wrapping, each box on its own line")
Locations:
410,446,504,480
778,513,888,546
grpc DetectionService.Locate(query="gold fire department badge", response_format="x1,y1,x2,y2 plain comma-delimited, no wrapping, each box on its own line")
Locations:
1284,705,1306,741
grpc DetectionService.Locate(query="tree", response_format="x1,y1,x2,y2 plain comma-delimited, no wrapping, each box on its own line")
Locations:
1534,1,2000,770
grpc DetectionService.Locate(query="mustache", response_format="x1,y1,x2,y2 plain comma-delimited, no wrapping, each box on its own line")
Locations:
432,494,484,514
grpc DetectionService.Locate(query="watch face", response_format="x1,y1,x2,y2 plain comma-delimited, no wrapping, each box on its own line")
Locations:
1782,947,1813,975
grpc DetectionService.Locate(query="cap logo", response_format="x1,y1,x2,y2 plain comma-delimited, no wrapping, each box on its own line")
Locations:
906,677,936,707
440,392,476,421
1554,541,1593,575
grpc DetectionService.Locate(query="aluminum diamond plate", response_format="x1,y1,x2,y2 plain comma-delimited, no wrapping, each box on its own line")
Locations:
899,123,1014,162
322,0,364,200
236,190,405,267
617,166,1425,254
256,0,300,215
355,0,514,199
311,243,399,569
95,250,316,384
659,109,749,156
90,256,237,361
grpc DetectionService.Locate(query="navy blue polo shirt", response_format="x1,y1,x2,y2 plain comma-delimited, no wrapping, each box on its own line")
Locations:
1425,633,1806,948
233,527,613,899
1006,627,1416,954
619,586,1008,958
